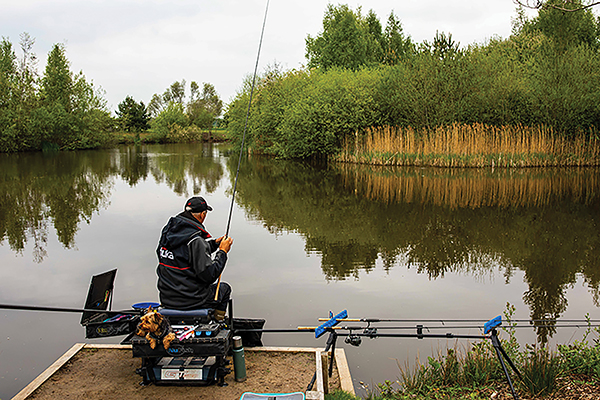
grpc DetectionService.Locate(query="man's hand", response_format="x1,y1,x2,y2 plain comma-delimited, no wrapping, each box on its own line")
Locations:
218,236,233,253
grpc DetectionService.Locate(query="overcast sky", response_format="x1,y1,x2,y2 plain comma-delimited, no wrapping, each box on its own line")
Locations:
2,0,543,113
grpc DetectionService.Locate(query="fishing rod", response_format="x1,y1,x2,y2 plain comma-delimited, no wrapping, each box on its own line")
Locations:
235,312,524,399
0,303,140,315
215,0,270,301
319,317,600,324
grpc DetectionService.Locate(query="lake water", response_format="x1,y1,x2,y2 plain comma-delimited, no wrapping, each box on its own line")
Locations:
1,143,599,398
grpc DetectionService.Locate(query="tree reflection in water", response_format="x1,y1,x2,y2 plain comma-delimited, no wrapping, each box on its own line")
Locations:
1,146,599,343
0,143,223,262
231,157,600,343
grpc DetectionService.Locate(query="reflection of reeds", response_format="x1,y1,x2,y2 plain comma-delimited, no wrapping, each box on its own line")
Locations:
336,164,600,208
335,124,600,167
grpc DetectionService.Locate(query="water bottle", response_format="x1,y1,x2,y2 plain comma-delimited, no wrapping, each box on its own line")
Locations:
232,335,246,382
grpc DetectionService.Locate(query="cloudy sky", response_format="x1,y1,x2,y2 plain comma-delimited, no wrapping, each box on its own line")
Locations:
2,0,540,113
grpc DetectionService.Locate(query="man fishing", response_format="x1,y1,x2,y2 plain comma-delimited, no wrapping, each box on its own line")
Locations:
156,196,233,322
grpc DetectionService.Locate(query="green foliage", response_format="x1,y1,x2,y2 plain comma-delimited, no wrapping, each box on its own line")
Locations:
306,4,412,70
521,0,600,51
559,341,600,378
148,101,189,143
325,390,361,400
188,82,223,130
116,95,150,133
0,35,112,152
518,345,562,397
227,67,381,158
148,80,223,140
228,4,600,160
558,315,600,379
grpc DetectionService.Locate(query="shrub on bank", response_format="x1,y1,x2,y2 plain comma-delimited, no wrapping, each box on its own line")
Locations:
226,33,600,161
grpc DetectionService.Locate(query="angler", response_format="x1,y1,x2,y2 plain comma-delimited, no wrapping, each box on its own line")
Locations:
156,196,233,322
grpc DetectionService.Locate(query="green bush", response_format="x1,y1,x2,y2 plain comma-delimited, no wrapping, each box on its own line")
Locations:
148,102,189,143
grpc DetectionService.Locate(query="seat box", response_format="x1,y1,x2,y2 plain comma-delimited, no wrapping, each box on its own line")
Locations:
132,328,232,358
153,356,218,384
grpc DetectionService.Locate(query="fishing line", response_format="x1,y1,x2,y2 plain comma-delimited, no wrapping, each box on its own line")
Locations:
215,0,270,301
224,0,270,237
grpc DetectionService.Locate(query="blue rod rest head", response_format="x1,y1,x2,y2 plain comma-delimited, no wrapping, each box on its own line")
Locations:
315,309,348,338
484,316,502,334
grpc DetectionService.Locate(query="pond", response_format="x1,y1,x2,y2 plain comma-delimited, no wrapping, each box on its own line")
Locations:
1,143,599,398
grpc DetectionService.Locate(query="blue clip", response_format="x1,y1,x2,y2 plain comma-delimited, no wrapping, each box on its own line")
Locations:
315,310,348,338
484,316,502,334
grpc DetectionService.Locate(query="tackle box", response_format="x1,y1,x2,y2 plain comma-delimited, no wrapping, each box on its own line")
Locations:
79,269,139,339
131,327,232,358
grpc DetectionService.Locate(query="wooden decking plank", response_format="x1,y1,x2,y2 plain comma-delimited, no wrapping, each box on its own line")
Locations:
12,343,86,400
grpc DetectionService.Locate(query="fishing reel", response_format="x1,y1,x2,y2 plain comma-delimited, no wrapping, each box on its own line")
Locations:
345,334,362,347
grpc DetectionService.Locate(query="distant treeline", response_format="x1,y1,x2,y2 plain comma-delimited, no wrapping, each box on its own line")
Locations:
226,1,600,159
0,34,113,152
0,34,224,152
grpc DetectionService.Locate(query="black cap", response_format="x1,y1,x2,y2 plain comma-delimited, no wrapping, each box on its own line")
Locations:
184,196,213,213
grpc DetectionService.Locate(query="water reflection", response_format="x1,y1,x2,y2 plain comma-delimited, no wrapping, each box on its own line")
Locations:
0,151,114,262
231,157,600,342
0,143,223,262
1,147,599,343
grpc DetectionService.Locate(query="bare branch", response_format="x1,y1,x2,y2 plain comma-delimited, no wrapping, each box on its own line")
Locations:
514,0,600,12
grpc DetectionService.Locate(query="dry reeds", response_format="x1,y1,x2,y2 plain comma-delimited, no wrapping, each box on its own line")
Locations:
335,124,600,167
335,164,600,209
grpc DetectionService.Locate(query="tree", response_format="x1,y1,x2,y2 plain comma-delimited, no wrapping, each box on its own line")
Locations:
164,80,186,104
187,82,223,131
41,43,72,110
147,80,186,118
382,12,413,65
306,4,382,70
514,0,600,12
38,43,74,147
305,5,413,70
116,96,150,132
149,102,188,142
535,0,600,50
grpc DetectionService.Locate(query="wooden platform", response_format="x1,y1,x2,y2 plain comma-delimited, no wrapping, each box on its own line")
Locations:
13,344,354,400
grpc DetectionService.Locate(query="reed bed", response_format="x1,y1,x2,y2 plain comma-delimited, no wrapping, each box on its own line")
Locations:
335,164,600,209
335,124,600,167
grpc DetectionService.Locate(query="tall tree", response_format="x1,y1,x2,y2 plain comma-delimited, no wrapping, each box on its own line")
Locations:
38,43,73,147
116,96,150,132
148,79,186,118
187,82,223,131
41,43,72,110
382,12,413,65
305,4,383,70
514,0,600,12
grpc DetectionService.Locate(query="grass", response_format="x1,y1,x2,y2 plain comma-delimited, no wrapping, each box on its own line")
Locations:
329,306,600,399
334,123,600,167
112,127,228,145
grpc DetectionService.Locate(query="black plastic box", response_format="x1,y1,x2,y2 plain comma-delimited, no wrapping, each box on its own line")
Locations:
80,269,139,338
131,328,232,358
83,312,139,338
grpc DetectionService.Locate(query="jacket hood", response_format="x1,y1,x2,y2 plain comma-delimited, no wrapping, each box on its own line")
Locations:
160,214,210,249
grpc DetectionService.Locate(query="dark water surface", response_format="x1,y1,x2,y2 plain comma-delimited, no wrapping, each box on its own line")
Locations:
1,143,599,398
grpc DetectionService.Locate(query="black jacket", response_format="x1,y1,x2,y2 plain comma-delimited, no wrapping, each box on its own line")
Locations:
156,212,227,310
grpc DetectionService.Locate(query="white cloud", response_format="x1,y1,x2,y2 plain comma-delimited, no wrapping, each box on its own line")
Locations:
1,0,546,112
